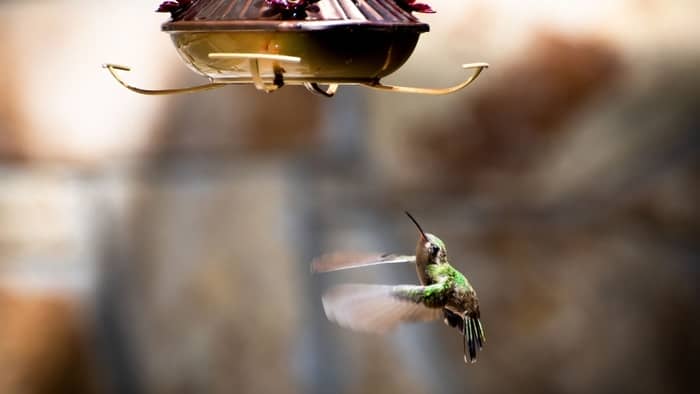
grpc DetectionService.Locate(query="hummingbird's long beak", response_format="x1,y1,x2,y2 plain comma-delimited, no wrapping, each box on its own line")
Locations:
405,211,428,242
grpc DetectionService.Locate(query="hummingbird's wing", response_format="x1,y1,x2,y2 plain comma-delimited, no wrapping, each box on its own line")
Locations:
311,253,416,273
321,284,442,333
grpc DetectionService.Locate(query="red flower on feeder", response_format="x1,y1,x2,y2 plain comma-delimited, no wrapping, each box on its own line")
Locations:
262,0,321,20
395,0,435,14
157,0,194,17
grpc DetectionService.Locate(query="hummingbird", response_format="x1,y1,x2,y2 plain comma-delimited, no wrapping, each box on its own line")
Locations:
312,212,485,363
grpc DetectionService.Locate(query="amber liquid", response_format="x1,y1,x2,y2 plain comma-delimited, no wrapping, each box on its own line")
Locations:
170,29,420,84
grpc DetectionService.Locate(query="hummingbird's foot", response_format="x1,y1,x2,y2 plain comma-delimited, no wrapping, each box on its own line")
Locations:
443,309,464,331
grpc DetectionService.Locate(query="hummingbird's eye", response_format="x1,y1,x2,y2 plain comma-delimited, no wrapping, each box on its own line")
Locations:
429,244,440,257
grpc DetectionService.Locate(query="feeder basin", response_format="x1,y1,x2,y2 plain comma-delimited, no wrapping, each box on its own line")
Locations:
160,0,430,85
166,26,424,84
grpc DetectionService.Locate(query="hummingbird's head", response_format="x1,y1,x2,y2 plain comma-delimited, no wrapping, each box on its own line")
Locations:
405,211,448,265
423,233,448,265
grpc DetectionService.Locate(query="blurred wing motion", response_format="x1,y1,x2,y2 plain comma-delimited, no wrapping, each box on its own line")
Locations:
311,252,416,273
322,284,441,333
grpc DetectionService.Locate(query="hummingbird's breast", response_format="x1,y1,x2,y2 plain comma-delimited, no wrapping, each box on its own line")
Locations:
416,265,432,286
414,247,434,286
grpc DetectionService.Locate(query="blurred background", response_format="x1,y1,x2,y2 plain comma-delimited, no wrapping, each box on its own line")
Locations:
1,0,699,393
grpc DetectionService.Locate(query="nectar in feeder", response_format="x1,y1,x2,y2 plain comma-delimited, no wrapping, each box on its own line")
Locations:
104,0,489,97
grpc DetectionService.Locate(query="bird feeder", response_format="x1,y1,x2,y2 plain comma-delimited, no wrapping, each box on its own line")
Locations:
104,0,488,97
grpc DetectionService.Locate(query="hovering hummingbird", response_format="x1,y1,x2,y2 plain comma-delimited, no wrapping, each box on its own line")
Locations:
312,212,486,363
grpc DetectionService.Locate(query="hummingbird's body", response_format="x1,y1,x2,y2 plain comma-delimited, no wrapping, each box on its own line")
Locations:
312,212,485,363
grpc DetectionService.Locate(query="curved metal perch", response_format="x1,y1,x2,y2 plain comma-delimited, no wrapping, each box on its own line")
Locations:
102,64,228,95
363,62,489,95
104,57,488,97
103,53,302,95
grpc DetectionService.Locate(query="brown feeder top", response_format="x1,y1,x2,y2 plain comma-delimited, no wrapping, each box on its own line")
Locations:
162,0,430,32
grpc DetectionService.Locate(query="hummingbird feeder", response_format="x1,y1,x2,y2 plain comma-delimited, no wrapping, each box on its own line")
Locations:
104,0,488,97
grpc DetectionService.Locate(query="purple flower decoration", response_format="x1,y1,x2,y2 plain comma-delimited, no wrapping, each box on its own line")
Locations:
262,0,321,20
156,0,193,17
395,0,435,14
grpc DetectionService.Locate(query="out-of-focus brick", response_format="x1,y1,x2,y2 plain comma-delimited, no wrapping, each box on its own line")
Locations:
145,85,323,158
0,290,97,394
0,170,94,294
410,32,621,192
0,23,27,162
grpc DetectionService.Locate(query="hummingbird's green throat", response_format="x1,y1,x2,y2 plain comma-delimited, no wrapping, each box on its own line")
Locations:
312,212,486,364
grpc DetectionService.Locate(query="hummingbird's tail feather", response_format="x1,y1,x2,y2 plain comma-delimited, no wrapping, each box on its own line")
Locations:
321,284,441,333
465,316,476,363
463,319,469,363
463,315,485,364
476,318,486,346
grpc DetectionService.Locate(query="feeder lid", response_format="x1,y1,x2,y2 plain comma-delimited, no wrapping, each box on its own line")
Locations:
161,0,430,32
